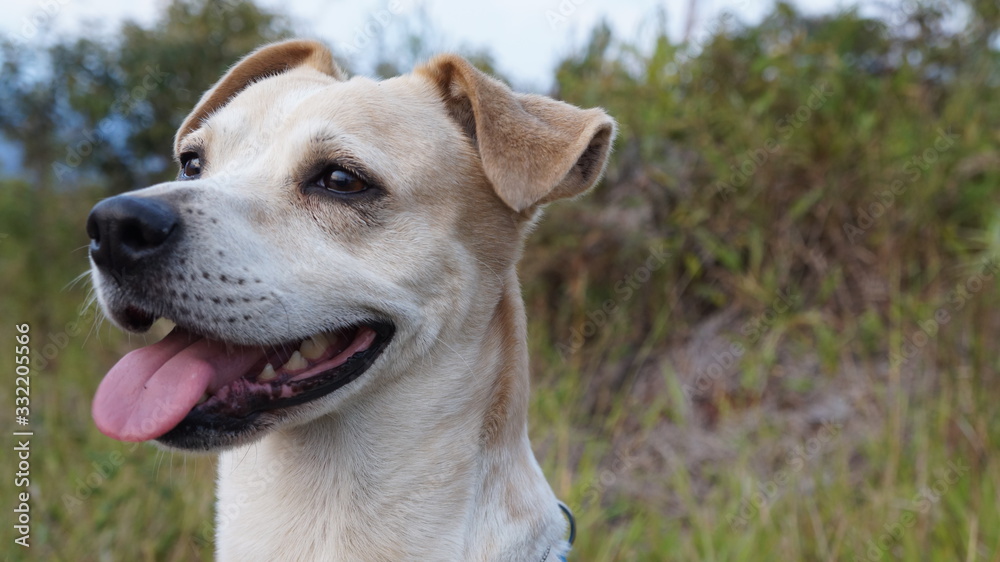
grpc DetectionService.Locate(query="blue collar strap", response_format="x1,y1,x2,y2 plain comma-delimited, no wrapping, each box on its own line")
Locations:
540,501,576,561
558,501,576,545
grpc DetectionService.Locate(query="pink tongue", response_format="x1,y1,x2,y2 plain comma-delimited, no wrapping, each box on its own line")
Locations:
92,328,265,442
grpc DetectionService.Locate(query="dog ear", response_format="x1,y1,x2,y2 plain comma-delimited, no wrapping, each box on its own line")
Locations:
175,39,344,152
417,55,617,213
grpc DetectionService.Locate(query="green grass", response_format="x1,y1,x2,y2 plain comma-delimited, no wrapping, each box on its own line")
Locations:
1,178,999,562
521,266,1000,561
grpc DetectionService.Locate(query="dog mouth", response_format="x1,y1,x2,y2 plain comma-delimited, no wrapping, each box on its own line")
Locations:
91,318,394,447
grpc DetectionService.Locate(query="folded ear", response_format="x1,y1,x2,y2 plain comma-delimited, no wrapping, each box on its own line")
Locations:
417,55,617,213
175,39,344,152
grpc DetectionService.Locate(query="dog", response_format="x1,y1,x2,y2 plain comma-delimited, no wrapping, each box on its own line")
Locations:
86,39,615,561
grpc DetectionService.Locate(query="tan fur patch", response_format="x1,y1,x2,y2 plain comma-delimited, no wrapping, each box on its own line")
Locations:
416,55,617,212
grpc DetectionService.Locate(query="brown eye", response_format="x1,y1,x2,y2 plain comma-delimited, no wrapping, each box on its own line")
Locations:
319,167,367,194
180,153,202,178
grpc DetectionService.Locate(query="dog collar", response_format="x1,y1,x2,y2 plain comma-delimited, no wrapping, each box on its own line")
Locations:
539,501,576,561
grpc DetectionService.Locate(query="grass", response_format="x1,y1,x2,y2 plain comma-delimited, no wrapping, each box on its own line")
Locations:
527,303,999,561
3,0,1000,560
1,180,999,562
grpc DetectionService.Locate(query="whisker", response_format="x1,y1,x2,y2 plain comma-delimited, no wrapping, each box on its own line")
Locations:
65,269,92,291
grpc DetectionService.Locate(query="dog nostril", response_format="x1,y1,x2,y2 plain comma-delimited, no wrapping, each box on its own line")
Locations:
86,195,180,275
119,216,175,251
86,215,98,242
86,208,106,264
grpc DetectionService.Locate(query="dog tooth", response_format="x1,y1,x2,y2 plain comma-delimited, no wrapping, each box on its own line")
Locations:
258,363,277,381
282,351,307,372
300,333,331,360
197,393,209,405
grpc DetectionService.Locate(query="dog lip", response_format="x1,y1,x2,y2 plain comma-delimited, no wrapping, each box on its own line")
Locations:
121,305,157,332
155,320,395,450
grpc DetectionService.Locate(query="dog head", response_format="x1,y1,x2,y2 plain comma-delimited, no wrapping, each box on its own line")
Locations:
87,39,615,451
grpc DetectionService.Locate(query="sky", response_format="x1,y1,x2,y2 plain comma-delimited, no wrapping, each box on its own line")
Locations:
1,0,858,90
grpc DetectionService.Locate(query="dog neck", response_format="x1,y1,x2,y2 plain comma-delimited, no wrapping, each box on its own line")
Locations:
213,272,568,561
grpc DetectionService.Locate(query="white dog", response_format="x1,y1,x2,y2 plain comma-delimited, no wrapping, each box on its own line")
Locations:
87,39,615,561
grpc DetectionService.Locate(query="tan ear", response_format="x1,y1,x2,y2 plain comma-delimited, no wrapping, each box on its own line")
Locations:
417,55,617,213
174,39,344,152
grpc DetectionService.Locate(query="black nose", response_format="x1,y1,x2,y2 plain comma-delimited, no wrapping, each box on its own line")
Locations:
86,195,179,278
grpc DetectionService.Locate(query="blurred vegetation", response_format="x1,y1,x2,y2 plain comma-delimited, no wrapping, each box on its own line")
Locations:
542,0,1000,333
1,0,999,560
0,0,292,193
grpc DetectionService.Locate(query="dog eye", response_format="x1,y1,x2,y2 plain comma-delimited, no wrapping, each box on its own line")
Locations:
180,153,202,179
318,167,367,194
